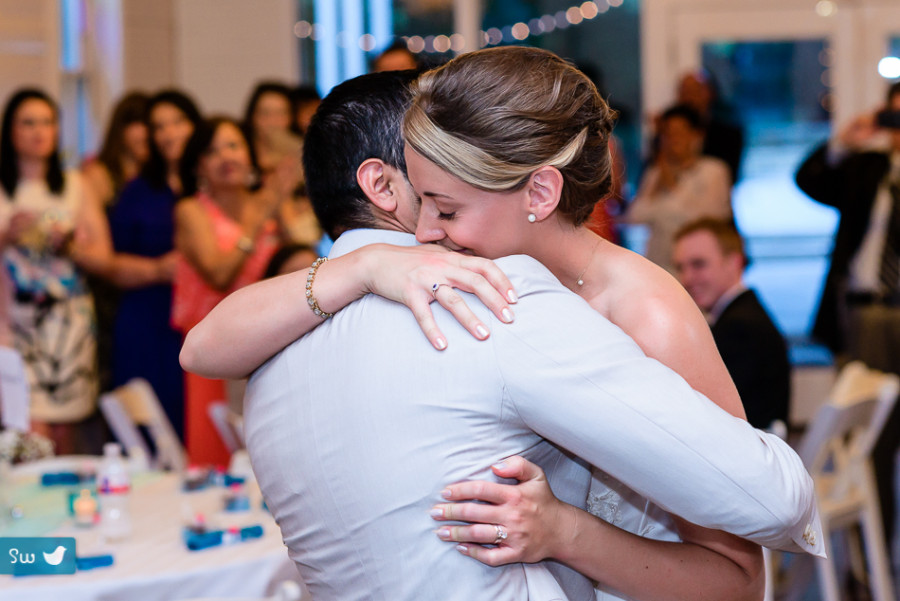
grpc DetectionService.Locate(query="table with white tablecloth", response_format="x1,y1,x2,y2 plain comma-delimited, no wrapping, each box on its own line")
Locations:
0,466,305,601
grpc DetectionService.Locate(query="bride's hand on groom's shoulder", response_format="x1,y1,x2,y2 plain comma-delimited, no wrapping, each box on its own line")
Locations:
429,456,572,566
356,243,518,351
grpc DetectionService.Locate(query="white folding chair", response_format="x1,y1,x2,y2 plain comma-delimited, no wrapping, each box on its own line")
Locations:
0,346,29,432
208,401,244,454
100,378,186,472
781,361,898,601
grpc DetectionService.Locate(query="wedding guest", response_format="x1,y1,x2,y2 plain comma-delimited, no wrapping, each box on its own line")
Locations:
81,91,149,392
81,92,150,209
278,192,321,247
263,243,317,279
0,88,111,453
795,80,900,565
276,140,321,248
372,40,419,72
242,82,298,181
173,116,281,465
577,63,625,243
676,70,745,183
243,82,318,246
586,135,625,242
672,218,790,430
292,86,320,136
108,89,202,442
626,104,732,272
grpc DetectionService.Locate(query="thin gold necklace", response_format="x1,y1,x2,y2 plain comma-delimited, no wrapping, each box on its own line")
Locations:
576,237,601,287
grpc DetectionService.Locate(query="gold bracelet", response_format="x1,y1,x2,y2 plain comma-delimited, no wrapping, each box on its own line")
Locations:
305,257,334,319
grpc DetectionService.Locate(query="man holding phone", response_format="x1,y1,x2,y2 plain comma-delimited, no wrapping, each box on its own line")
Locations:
795,80,900,569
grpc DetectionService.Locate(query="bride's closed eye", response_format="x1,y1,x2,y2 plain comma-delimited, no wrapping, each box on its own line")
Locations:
437,211,456,221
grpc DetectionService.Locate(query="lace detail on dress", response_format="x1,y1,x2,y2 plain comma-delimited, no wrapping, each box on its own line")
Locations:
587,470,674,541
586,486,623,526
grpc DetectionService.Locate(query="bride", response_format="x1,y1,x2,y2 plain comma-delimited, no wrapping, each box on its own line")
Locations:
183,47,766,600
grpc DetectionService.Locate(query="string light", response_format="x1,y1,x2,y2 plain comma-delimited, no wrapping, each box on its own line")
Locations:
293,0,626,54
511,23,529,41
814,0,837,17
581,2,600,19
434,34,451,52
358,33,376,51
566,7,584,25
293,21,313,38
879,57,900,80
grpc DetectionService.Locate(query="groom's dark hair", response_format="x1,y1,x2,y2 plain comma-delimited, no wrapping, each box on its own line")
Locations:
303,69,418,240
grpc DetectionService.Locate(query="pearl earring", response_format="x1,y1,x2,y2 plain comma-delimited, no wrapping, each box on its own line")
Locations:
527,213,537,223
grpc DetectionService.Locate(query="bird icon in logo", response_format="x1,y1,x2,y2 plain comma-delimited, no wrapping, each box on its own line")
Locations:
43,545,67,566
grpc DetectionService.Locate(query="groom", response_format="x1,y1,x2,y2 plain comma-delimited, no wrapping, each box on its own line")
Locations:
244,70,821,601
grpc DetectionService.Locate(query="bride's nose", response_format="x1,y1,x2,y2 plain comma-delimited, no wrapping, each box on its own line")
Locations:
415,209,445,244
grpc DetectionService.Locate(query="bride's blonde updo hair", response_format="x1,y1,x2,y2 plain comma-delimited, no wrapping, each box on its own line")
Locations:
403,46,616,226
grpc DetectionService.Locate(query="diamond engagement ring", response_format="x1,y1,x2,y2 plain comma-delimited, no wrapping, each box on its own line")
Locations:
431,283,450,300
492,524,507,545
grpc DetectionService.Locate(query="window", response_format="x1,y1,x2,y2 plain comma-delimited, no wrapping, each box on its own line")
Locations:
703,40,837,345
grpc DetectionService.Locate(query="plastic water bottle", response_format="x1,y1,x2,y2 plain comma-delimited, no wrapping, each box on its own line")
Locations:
97,442,132,541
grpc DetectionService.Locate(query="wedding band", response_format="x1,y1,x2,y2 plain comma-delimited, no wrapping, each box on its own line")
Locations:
492,524,507,545
431,283,450,300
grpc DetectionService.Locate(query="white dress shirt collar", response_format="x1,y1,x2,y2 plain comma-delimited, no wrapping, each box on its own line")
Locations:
847,151,900,292
706,281,748,325
329,228,417,259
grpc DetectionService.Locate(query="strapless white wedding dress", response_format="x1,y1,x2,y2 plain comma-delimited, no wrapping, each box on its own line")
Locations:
586,468,682,600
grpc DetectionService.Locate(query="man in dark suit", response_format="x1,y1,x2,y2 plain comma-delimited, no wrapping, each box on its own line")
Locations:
795,81,900,356
795,81,900,565
672,218,790,430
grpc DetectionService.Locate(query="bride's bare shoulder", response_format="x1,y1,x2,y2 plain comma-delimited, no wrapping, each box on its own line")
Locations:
595,242,705,336
593,241,744,416
598,243,689,302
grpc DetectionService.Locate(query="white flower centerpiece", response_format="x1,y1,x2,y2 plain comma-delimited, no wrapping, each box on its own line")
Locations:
0,429,54,464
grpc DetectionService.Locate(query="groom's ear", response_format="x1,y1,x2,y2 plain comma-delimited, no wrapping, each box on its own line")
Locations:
525,166,563,222
357,158,398,212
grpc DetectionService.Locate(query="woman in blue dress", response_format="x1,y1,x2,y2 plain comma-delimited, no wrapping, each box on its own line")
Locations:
108,90,202,442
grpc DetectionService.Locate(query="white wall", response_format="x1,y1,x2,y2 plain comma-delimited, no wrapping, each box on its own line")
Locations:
0,0,59,106
172,0,298,116
122,0,176,94
0,0,301,159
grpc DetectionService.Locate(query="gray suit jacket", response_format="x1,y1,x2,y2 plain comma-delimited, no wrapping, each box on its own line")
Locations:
245,229,821,601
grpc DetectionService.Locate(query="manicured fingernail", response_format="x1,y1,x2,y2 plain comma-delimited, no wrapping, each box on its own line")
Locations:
441,488,452,499
437,528,450,539
501,308,514,323
492,461,507,470
435,337,447,350
456,545,469,554
507,290,518,303
476,325,489,339
430,507,444,518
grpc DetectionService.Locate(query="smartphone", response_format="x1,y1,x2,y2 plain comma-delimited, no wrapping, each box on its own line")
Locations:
876,110,900,130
